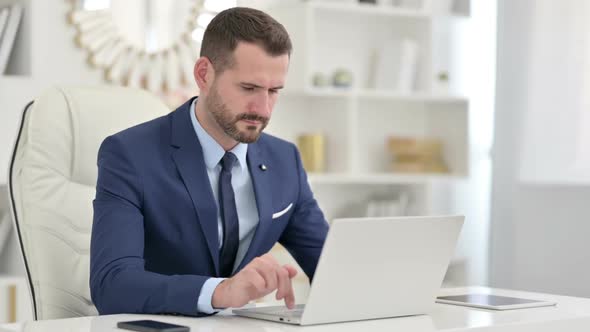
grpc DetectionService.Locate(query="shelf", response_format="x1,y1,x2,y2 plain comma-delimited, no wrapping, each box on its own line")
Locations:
282,87,468,104
308,173,465,185
267,0,472,224
357,89,468,103
308,2,430,19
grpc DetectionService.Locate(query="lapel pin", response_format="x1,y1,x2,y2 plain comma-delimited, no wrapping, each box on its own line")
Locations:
260,164,267,171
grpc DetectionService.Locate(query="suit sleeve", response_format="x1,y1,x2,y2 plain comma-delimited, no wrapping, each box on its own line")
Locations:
278,144,329,281
90,135,210,316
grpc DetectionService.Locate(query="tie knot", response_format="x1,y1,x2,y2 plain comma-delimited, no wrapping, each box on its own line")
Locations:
221,152,238,171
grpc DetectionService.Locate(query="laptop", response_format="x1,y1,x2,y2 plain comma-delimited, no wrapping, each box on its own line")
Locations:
233,215,464,325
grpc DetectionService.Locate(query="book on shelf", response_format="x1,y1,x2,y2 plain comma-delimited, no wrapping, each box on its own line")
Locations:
0,3,23,75
0,8,9,43
0,211,11,255
396,39,419,92
365,192,409,217
369,43,396,90
388,136,450,174
368,39,419,92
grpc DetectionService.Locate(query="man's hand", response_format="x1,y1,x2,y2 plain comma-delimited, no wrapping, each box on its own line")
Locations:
212,254,298,309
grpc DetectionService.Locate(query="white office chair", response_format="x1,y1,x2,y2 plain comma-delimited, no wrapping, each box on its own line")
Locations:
7,86,170,320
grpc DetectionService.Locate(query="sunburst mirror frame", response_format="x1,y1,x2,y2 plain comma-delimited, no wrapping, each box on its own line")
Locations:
68,0,236,93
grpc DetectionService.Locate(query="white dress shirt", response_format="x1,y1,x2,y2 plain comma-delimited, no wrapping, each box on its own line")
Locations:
190,99,260,313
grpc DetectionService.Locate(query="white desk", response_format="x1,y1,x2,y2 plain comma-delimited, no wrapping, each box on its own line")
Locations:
2,287,590,331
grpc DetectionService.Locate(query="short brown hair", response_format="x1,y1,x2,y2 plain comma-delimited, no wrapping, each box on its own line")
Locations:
200,7,292,72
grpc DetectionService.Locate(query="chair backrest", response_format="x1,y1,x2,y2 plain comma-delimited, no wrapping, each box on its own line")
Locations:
7,86,171,320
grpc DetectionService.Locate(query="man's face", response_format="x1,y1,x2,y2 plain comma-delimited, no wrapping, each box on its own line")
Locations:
205,42,289,143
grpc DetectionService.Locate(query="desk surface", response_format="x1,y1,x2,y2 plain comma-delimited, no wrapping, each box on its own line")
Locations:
2,287,590,332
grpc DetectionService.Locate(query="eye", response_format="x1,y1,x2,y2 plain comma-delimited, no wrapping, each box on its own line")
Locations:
269,89,279,95
241,86,255,92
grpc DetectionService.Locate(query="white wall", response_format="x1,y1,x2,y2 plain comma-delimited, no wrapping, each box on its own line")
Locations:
491,0,590,297
518,1,590,185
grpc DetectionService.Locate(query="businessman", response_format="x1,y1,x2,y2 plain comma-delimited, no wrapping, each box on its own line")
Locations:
90,7,329,316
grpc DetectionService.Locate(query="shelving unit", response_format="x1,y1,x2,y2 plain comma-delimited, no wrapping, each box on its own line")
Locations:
0,3,38,310
266,1,470,220
263,0,475,288
0,0,31,76
0,0,35,172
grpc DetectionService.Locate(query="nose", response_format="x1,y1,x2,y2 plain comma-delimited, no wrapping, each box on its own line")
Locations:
250,90,272,117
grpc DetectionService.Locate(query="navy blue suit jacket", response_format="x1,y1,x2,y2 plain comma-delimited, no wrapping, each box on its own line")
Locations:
90,98,329,315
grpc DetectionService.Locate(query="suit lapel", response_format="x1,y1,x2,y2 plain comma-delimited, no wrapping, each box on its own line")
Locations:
169,98,220,275
237,141,273,271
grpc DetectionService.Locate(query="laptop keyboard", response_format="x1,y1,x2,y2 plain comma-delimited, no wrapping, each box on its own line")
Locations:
254,304,305,317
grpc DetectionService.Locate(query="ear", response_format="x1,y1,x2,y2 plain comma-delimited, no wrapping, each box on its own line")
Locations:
194,57,215,94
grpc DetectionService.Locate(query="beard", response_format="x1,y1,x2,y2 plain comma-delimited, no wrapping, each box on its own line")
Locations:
205,84,269,143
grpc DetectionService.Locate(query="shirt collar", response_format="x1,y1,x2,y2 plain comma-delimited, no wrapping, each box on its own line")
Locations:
190,98,248,171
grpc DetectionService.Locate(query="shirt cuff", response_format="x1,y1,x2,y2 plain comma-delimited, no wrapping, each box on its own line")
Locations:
197,277,226,314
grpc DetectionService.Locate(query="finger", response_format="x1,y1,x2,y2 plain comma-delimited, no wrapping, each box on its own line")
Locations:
260,253,280,267
244,268,267,299
282,270,296,309
253,263,278,293
276,266,291,301
250,257,276,290
283,264,298,278
257,255,283,296
284,290,295,309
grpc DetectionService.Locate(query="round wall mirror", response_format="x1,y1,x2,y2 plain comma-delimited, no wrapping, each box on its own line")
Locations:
68,0,236,93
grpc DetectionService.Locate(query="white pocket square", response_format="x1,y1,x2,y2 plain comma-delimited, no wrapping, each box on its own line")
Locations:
272,203,293,219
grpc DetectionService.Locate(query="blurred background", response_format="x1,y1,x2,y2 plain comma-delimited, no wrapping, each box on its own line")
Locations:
0,0,589,323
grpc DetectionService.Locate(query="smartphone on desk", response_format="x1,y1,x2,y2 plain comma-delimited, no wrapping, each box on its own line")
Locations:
117,320,190,332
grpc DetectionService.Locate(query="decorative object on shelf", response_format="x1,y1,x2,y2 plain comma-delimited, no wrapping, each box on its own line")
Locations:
368,39,418,92
366,192,409,217
67,0,236,93
8,284,16,323
0,279,20,324
437,71,449,83
332,68,353,88
433,70,450,93
297,134,326,172
312,72,329,87
0,3,23,74
396,39,419,92
369,44,395,90
388,136,449,173
365,48,378,89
